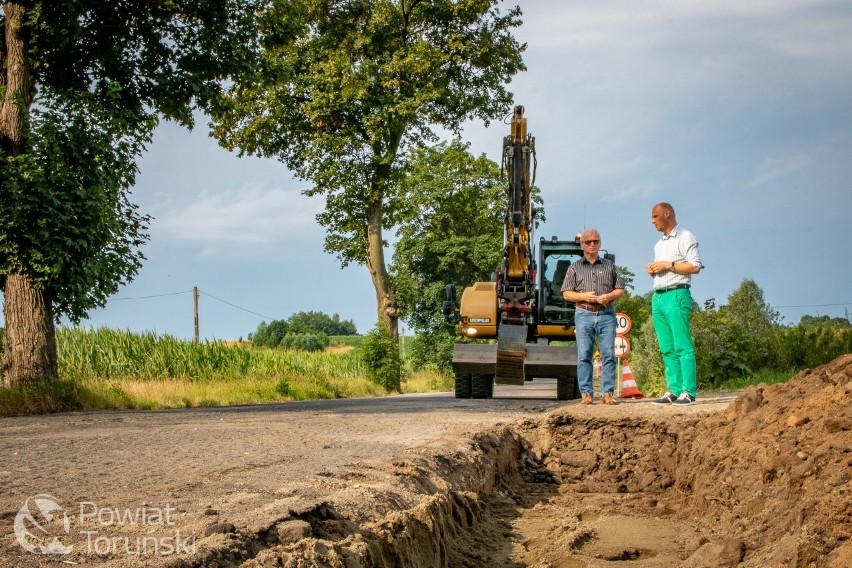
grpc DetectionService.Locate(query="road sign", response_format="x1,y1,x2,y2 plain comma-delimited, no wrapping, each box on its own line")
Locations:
614,335,631,358
615,312,632,336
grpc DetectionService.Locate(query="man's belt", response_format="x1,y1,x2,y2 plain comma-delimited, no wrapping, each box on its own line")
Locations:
575,302,608,312
655,283,690,294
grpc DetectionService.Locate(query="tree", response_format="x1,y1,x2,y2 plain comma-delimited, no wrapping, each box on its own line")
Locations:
252,320,290,347
287,311,357,336
252,311,356,347
720,278,781,369
389,140,507,371
1,1,257,386
798,314,851,328
210,0,526,340
724,279,781,330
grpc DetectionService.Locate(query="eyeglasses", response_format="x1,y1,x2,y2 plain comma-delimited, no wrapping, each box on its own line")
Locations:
582,239,600,245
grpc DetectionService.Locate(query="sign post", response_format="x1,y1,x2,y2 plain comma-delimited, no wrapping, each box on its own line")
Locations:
614,313,632,395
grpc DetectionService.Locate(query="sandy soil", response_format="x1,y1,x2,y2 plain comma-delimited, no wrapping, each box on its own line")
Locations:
1,354,849,567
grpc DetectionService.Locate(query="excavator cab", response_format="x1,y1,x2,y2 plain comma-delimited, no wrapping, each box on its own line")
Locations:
535,236,585,339
541,258,572,323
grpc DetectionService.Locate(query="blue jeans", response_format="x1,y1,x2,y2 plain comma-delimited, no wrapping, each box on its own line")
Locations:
575,307,617,396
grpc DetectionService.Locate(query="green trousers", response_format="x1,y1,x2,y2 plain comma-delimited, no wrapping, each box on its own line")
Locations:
651,288,697,397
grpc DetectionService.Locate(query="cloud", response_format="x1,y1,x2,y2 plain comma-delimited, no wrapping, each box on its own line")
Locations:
746,153,812,187
153,184,323,247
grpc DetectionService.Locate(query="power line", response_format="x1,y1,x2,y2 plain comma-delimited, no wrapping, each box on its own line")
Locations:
111,290,192,301
108,288,273,321
199,290,273,320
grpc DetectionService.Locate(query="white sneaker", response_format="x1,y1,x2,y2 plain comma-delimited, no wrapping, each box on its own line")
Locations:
651,391,675,405
672,392,696,406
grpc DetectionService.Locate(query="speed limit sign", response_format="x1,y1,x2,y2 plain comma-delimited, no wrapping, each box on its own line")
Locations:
614,335,631,358
615,312,632,336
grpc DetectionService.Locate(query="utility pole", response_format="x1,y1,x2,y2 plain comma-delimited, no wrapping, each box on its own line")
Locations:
193,286,199,344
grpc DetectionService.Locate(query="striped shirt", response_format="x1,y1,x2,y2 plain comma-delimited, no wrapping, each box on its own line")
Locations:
561,256,625,295
653,225,703,290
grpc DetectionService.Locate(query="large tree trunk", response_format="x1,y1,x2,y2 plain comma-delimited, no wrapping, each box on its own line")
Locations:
365,201,399,340
1,2,58,386
2,275,58,386
1,3,32,153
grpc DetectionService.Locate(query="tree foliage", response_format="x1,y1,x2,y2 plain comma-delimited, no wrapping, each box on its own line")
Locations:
251,311,356,348
389,140,530,372
1,97,153,323
209,0,526,337
392,142,505,322
1,1,258,385
287,311,357,336
630,278,851,394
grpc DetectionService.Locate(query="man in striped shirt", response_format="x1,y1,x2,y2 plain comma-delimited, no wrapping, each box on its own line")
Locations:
647,203,703,406
561,229,625,405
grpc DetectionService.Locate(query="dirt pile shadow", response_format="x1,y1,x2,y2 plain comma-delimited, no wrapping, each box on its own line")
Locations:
176,355,851,567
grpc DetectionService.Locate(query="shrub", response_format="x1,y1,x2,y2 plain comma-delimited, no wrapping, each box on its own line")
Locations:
629,318,666,396
359,327,402,392
770,323,852,370
408,324,456,375
279,332,329,352
275,377,291,397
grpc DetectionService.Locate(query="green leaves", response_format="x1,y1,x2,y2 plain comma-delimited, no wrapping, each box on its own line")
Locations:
359,326,401,392
0,96,153,322
29,0,261,127
251,311,357,347
2,1,260,323
389,140,507,370
210,0,526,265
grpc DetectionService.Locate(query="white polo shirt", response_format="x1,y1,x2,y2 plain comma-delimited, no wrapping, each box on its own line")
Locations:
653,225,702,290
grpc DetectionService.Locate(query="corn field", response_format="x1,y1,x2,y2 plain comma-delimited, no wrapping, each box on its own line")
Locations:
57,327,365,383
1,327,407,415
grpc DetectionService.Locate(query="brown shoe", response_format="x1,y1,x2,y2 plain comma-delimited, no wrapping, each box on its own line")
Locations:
581,393,593,405
603,393,618,405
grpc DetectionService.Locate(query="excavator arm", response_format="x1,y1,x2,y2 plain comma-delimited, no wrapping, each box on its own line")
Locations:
493,106,537,382
498,105,536,306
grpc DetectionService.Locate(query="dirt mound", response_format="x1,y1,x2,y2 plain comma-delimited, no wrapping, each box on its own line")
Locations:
677,353,852,567
226,355,851,567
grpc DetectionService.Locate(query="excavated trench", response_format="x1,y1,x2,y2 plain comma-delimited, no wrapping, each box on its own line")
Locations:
172,357,851,568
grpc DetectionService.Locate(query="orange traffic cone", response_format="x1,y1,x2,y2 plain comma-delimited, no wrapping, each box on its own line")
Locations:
619,360,644,399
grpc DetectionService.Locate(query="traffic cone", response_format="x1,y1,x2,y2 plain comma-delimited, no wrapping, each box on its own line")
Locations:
619,360,644,399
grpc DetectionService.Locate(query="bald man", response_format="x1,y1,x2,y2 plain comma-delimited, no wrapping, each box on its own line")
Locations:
647,203,703,405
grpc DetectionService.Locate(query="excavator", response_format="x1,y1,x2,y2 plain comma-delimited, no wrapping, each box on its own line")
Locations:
443,106,614,400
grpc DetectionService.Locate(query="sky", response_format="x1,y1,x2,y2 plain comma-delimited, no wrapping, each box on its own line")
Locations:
5,0,852,340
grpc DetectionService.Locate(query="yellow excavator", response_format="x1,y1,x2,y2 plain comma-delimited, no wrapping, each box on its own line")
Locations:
443,106,614,400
